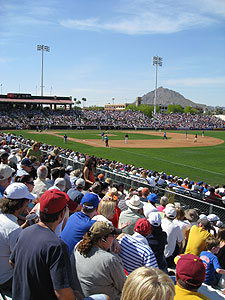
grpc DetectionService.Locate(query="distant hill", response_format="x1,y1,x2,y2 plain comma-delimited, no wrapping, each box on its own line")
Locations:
139,87,206,109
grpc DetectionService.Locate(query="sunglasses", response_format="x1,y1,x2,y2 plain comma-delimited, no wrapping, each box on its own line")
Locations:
26,181,34,185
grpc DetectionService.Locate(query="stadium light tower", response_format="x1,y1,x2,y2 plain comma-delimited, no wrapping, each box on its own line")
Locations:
37,45,50,96
153,56,163,114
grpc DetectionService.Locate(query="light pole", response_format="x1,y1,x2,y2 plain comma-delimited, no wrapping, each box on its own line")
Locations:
153,56,163,114
37,45,50,96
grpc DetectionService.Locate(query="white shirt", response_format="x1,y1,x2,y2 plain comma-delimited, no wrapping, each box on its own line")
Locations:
132,232,149,246
161,217,183,258
0,213,22,284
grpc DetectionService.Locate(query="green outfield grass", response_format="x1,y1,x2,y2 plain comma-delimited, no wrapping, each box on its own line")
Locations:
7,129,225,186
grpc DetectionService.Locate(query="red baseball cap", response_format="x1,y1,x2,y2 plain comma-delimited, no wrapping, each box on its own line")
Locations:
40,189,77,214
176,254,205,287
134,218,151,236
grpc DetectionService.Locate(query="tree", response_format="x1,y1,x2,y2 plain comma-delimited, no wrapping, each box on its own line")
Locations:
184,106,198,114
167,104,184,113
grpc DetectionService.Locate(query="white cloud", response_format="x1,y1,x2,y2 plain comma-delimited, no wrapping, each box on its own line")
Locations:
163,76,225,87
60,0,225,35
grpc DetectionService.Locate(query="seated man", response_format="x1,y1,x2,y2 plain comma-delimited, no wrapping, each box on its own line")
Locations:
60,193,99,254
117,218,158,274
174,254,210,300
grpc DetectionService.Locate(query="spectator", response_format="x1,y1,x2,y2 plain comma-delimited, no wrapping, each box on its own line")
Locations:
92,198,116,225
67,178,85,207
60,193,99,254
82,157,96,190
33,165,52,198
121,267,175,300
161,205,183,268
26,142,42,165
0,164,14,198
185,218,212,256
200,237,225,287
0,183,36,292
157,195,169,213
9,189,75,300
75,221,126,299
117,218,158,274
146,212,168,272
16,157,33,177
118,195,144,235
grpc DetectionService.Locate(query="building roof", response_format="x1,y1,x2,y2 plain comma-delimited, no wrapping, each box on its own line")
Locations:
0,96,73,105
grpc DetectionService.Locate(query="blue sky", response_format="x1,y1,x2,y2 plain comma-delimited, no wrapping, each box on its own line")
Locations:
1,0,225,107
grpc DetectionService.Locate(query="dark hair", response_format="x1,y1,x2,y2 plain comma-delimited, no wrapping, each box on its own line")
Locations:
150,225,163,235
177,278,201,291
217,227,225,241
84,157,96,171
0,197,29,214
82,202,97,214
51,167,60,181
19,175,33,184
40,208,64,223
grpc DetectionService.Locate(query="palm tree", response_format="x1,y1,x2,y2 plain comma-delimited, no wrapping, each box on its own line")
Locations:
81,97,87,108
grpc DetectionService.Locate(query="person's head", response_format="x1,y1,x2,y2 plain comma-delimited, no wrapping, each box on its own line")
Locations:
98,199,116,219
0,182,36,216
176,207,185,221
37,165,48,180
147,193,158,206
205,237,220,254
81,193,99,216
0,164,14,189
31,142,40,151
142,188,149,198
75,178,85,190
39,189,75,223
175,254,206,291
134,218,151,237
126,195,144,212
90,182,102,194
51,167,60,181
185,209,199,223
121,267,175,300
84,157,96,170
160,196,168,207
0,152,9,164
52,178,66,192
164,205,176,220
21,158,33,173
77,221,121,256
71,169,81,178
217,227,225,242
19,174,34,192
198,218,211,231
207,214,220,225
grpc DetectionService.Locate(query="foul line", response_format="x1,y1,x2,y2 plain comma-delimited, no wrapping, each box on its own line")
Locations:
109,147,225,177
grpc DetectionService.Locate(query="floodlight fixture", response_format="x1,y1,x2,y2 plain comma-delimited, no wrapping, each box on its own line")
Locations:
153,56,163,114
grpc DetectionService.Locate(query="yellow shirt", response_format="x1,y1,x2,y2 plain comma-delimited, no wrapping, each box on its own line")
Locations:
174,284,211,300
185,225,212,256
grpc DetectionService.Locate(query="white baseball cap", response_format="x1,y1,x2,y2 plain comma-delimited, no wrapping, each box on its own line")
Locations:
164,205,176,219
148,212,162,227
4,182,36,201
207,214,220,222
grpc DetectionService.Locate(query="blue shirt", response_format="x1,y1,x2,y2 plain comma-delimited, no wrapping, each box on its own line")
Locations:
60,211,96,254
200,251,222,285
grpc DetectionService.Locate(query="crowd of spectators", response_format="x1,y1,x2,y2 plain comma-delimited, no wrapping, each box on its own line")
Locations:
0,133,225,299
0,108,224,129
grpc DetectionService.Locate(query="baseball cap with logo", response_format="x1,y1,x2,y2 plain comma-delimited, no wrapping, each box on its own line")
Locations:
40,189,77,214
148,212,162,227
4,182,36,201
81,192,100,209
175,254,205,287
0,164,14,180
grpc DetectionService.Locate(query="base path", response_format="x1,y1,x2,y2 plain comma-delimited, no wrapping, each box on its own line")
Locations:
34,131,224,149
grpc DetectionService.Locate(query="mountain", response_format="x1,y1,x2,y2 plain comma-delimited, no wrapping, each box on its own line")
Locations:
139,87,205,108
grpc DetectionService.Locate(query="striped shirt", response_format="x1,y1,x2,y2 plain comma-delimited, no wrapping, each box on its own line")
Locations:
118,234,158,274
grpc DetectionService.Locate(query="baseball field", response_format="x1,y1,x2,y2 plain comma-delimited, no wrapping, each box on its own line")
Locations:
8,129,225,186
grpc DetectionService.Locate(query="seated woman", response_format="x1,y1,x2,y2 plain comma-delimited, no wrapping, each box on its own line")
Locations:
75,221,126,300
121,266,175,300
92,198,116,225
